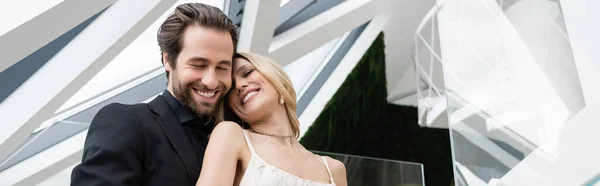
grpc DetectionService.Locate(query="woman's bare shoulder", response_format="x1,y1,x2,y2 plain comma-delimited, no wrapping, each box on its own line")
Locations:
213,121,244,134
323,156,347,186
210,121,246,146
323,156,346,172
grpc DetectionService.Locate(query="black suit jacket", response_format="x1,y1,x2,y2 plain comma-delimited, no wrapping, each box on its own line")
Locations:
71,95,207,186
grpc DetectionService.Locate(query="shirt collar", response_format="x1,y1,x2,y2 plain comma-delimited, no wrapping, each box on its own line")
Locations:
162,90,213,127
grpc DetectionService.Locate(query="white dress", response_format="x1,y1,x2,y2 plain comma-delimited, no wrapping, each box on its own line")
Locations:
239,130,336,186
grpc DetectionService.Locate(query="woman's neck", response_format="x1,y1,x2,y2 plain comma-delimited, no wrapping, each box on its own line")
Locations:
249,106,293,137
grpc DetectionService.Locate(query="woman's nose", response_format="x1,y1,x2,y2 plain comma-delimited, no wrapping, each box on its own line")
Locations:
236,83,248,94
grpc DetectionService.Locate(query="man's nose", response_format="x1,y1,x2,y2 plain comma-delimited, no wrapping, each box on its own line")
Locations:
201,69,218,90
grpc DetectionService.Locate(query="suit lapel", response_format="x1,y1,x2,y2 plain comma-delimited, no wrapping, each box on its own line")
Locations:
149,96,199,185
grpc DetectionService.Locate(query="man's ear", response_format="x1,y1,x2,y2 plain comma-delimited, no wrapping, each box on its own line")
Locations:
163,52,173,72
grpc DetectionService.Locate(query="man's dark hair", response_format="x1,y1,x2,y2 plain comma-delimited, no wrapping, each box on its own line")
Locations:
157,3,238,79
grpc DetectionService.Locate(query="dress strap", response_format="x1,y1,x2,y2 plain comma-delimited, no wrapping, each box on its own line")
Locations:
242,130,256,154
321,156,336,185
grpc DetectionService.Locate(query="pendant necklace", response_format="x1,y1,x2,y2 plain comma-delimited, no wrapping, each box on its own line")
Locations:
249,128,294,151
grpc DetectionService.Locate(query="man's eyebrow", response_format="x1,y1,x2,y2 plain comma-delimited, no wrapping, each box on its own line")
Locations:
218,60,232,66
188,57,210,62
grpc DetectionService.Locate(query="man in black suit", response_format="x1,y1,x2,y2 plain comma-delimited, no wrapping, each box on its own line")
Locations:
70,3,238,186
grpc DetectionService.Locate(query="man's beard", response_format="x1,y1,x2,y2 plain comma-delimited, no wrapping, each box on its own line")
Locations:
172,78,226,117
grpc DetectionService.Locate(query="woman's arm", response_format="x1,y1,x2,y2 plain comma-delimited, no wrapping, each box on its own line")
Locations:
327,157,348,186
196,121,245,186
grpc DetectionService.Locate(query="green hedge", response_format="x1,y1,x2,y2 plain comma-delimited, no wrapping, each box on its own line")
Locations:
300,33,453,186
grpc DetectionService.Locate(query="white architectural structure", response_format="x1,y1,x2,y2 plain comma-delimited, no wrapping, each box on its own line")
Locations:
1,0,599,185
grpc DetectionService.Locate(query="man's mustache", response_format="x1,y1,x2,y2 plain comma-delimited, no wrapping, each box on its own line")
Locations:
191,83,227,92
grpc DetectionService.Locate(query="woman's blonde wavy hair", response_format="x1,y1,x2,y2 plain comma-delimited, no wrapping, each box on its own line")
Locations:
215,52,300,139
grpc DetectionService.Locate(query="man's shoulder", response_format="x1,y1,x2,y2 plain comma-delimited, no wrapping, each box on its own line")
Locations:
90,102,154,129
96,102,152,117
83,103,148,149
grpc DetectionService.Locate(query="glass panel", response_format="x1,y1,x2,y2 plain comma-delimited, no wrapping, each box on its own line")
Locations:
423,0,586,185
314,151,425,186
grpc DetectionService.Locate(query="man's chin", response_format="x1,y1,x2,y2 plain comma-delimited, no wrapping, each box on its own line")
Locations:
191,102,217,116
190,94,224,115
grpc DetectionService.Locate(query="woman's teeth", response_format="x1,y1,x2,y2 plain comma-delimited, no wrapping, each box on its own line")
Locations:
243,91,258,103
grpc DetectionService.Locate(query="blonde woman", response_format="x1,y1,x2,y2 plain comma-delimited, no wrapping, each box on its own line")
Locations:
196,52,347,186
